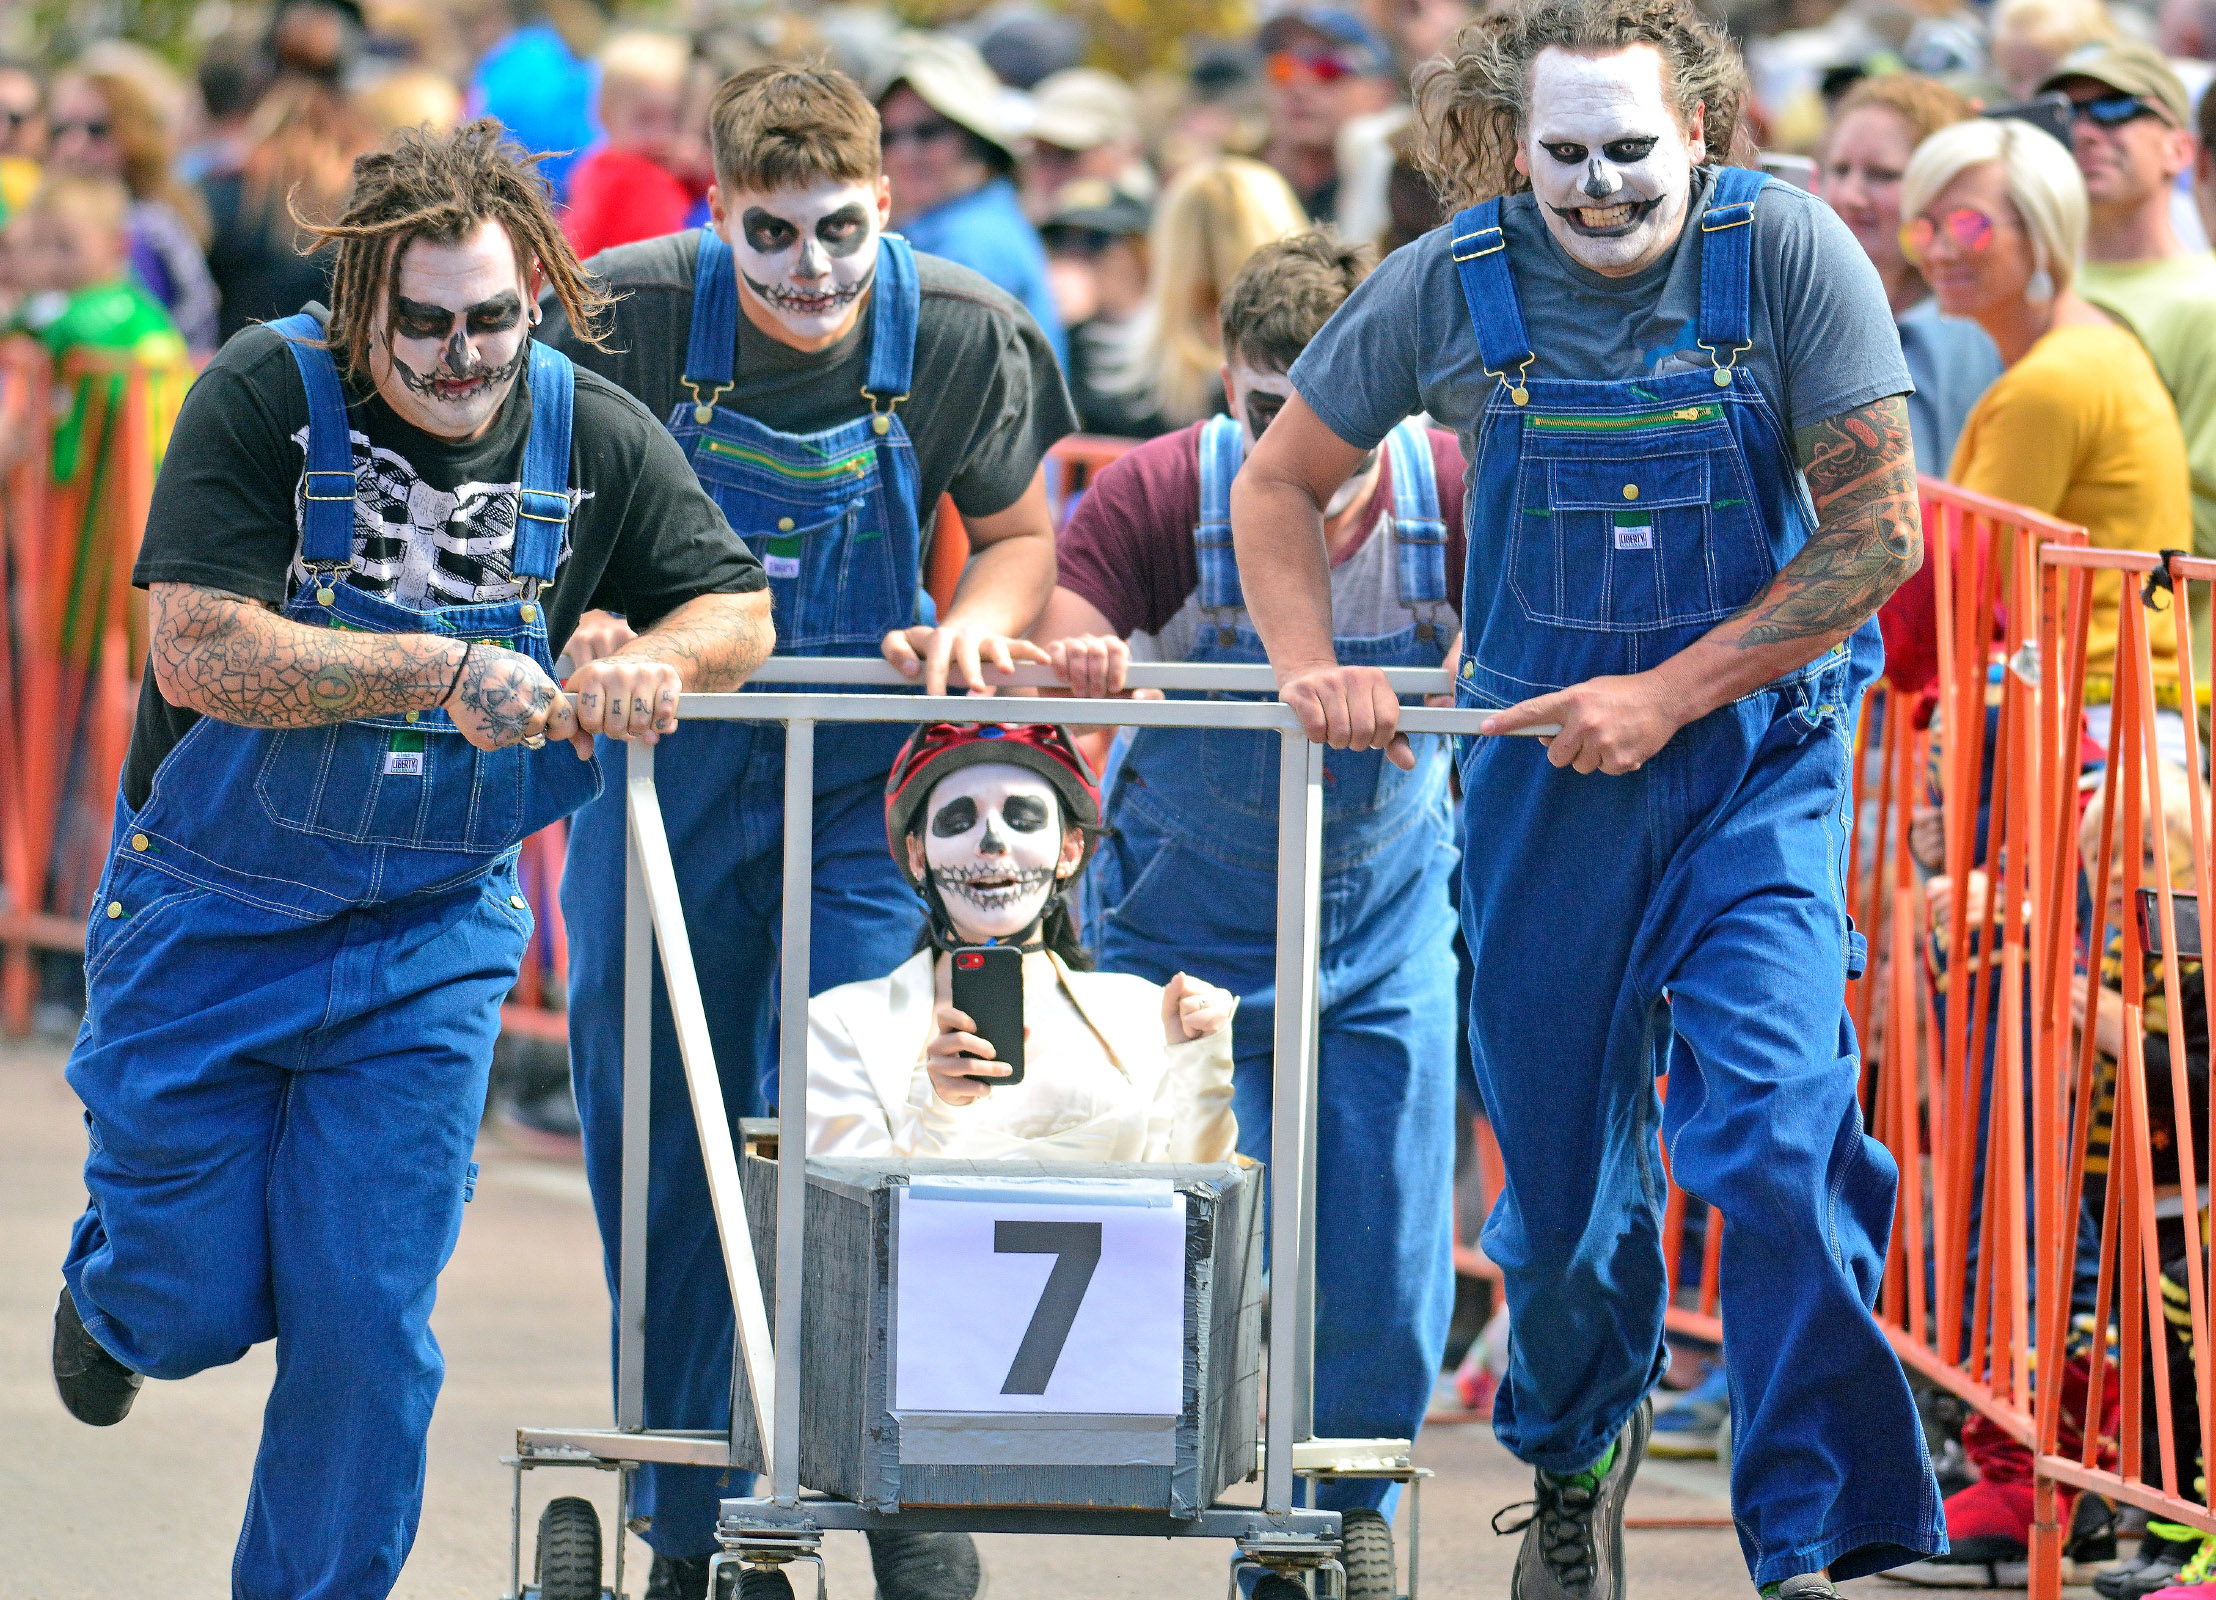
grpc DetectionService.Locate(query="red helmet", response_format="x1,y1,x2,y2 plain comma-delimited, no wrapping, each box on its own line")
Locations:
884,722,1102,889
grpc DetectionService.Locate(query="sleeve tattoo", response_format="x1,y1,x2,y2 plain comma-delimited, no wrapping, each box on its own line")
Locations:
1725,395,1922,650
148,582,464,728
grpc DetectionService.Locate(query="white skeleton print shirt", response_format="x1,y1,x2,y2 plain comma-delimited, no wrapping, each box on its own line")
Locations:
285,423,589,609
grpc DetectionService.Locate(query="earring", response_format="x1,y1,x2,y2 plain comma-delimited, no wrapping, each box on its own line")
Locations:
2026,267,2055,301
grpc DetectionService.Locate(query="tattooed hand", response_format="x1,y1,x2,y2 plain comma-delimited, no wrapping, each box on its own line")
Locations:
567,656,682,745
447,644,589,758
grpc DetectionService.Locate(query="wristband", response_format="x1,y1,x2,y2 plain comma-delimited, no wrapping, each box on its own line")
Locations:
440,640,475,708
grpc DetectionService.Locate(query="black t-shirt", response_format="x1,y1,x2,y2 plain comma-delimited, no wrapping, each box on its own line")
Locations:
538,231,1079,529
125,308,765,809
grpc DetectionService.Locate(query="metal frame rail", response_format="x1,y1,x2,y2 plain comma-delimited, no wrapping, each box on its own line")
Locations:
512,659,1524,1599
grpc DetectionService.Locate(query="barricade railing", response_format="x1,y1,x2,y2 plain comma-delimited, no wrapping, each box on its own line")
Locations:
2016,544,2216,1595
0,339,190,1035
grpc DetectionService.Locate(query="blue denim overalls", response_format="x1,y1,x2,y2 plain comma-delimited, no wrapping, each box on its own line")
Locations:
562,229,930,1559
62,315,602,1600
1094,414,1459,1514
1446,170,1943,1583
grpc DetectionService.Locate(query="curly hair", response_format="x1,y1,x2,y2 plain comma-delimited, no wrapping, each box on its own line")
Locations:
1411,0,1755,212
295,118,615,378
1219,230,1379,372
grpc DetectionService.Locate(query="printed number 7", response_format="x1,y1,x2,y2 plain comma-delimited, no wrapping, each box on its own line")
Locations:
995,1220,1103,1395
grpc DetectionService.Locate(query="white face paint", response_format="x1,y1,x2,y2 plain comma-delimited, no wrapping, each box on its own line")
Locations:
1226,364,1376,518
921,763,1071,943
717,178,886,344
1521,46,1702,278
369,219,534,442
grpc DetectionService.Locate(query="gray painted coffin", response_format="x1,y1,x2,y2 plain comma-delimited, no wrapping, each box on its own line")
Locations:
730,1155,1263,1513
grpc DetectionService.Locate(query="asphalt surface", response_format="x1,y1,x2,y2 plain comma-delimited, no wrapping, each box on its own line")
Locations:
0,1039,2028,1598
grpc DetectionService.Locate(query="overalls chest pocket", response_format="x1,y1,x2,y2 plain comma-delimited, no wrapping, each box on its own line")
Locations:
731,497,896,654
1511,427,1774,632
256,721,528,853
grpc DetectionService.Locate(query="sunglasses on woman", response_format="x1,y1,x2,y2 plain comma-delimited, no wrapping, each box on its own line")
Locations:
1898,206,2000,264
1266,48,1366,85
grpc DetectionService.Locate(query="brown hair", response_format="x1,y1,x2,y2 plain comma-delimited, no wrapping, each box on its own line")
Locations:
1411,0,1754,211
707,63,880,193
243,78,376,233
297,118,614,377
1219,230,1378,373
1831,73,1976,152
68,70,209,245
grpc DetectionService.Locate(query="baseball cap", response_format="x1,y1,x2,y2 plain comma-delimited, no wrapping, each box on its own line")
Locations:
1027,68,1138,152
2038,39,2192,129
874,32,1026,158
1256,6,1393,77
1040,177,1151,237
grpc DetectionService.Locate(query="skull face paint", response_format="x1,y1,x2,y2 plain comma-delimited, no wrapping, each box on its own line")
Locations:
718,179,885,344
1227,364,1376,518
368,219,534,442
1520,45,1703,278
921,763,1071,943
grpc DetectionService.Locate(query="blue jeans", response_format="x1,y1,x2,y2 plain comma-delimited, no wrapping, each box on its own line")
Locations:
65,851,528,1600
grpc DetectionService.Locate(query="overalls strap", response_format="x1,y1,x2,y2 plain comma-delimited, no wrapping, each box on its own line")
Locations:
1382,418,1448,606
684,225,739,398
1193,413,1248,612
862,236,920,406
271,312,357,570
514,340,575,585
1448,200,1535,381
1696,166,1768,369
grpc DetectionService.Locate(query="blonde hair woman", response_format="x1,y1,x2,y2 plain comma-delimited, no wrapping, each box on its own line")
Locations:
1989,0,2116,99
1902,116,2185,730
1144,157,1306,426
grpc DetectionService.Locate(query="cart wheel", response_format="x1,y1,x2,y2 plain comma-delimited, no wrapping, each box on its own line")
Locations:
736,1566,795,1600
534,1496,602,1600
1250,1573,1311,1600
1340,1508,1396,1600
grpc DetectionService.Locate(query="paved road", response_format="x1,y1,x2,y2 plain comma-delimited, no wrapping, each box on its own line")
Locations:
0,1041,2009,1598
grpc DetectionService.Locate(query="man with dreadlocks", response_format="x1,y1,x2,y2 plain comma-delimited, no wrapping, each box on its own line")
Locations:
1227,0,1946,1597
48,121,770,1600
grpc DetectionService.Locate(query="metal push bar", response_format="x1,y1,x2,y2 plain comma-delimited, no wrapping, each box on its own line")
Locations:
517,658,1533,1585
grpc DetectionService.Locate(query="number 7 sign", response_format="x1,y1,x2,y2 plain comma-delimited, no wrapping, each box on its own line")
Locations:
894,1183,1186,1416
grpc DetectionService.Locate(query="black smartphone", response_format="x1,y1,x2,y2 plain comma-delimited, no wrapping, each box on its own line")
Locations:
1984,95,2076,148
2136,888,2203,961
951,945,1025,1085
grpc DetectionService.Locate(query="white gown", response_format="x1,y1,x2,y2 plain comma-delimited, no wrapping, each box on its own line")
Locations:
806,947,1238,1163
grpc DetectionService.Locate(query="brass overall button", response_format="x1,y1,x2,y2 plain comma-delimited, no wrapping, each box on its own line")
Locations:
777,517,795,532
1622,485,1639,501
510,895,529,910
130,834,149,852
106,901,123,919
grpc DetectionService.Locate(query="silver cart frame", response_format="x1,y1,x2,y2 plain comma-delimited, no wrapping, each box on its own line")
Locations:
509,659,1515,1600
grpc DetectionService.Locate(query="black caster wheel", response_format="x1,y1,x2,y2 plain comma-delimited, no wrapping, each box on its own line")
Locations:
735,1566,795,1600
1340,1508,1396,1600
1251,1574,1311,1600
535,1496,603,1600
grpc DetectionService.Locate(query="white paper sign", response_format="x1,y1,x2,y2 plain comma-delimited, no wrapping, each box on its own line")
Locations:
895,1179,1186,1416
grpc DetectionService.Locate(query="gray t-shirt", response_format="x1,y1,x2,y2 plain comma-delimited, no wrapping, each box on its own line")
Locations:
1290,168,1911,460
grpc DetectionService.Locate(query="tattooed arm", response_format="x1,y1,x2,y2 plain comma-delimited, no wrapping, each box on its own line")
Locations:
563,589,773,743
149,582,586,755
1481,395,1921,776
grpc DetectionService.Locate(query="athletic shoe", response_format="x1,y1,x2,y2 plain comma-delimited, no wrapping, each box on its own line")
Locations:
51,1286,141,1426
1495,1397,1652,1599
2099,1531,2208,1600
2139,1536,2216,1599
867,1529,983,1600
1761,1578,1840,1598
1649,1365,1728,1460
646,1553,712,1600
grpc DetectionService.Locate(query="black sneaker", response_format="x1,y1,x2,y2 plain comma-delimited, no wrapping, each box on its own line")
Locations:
51,1286,141,1426
867,1529,983,1600
1495,1397,1652,1599
646,1553,712,1600
2095,1532,2203,1600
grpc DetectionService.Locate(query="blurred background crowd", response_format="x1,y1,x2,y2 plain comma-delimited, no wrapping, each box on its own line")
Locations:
3,0,2213,471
